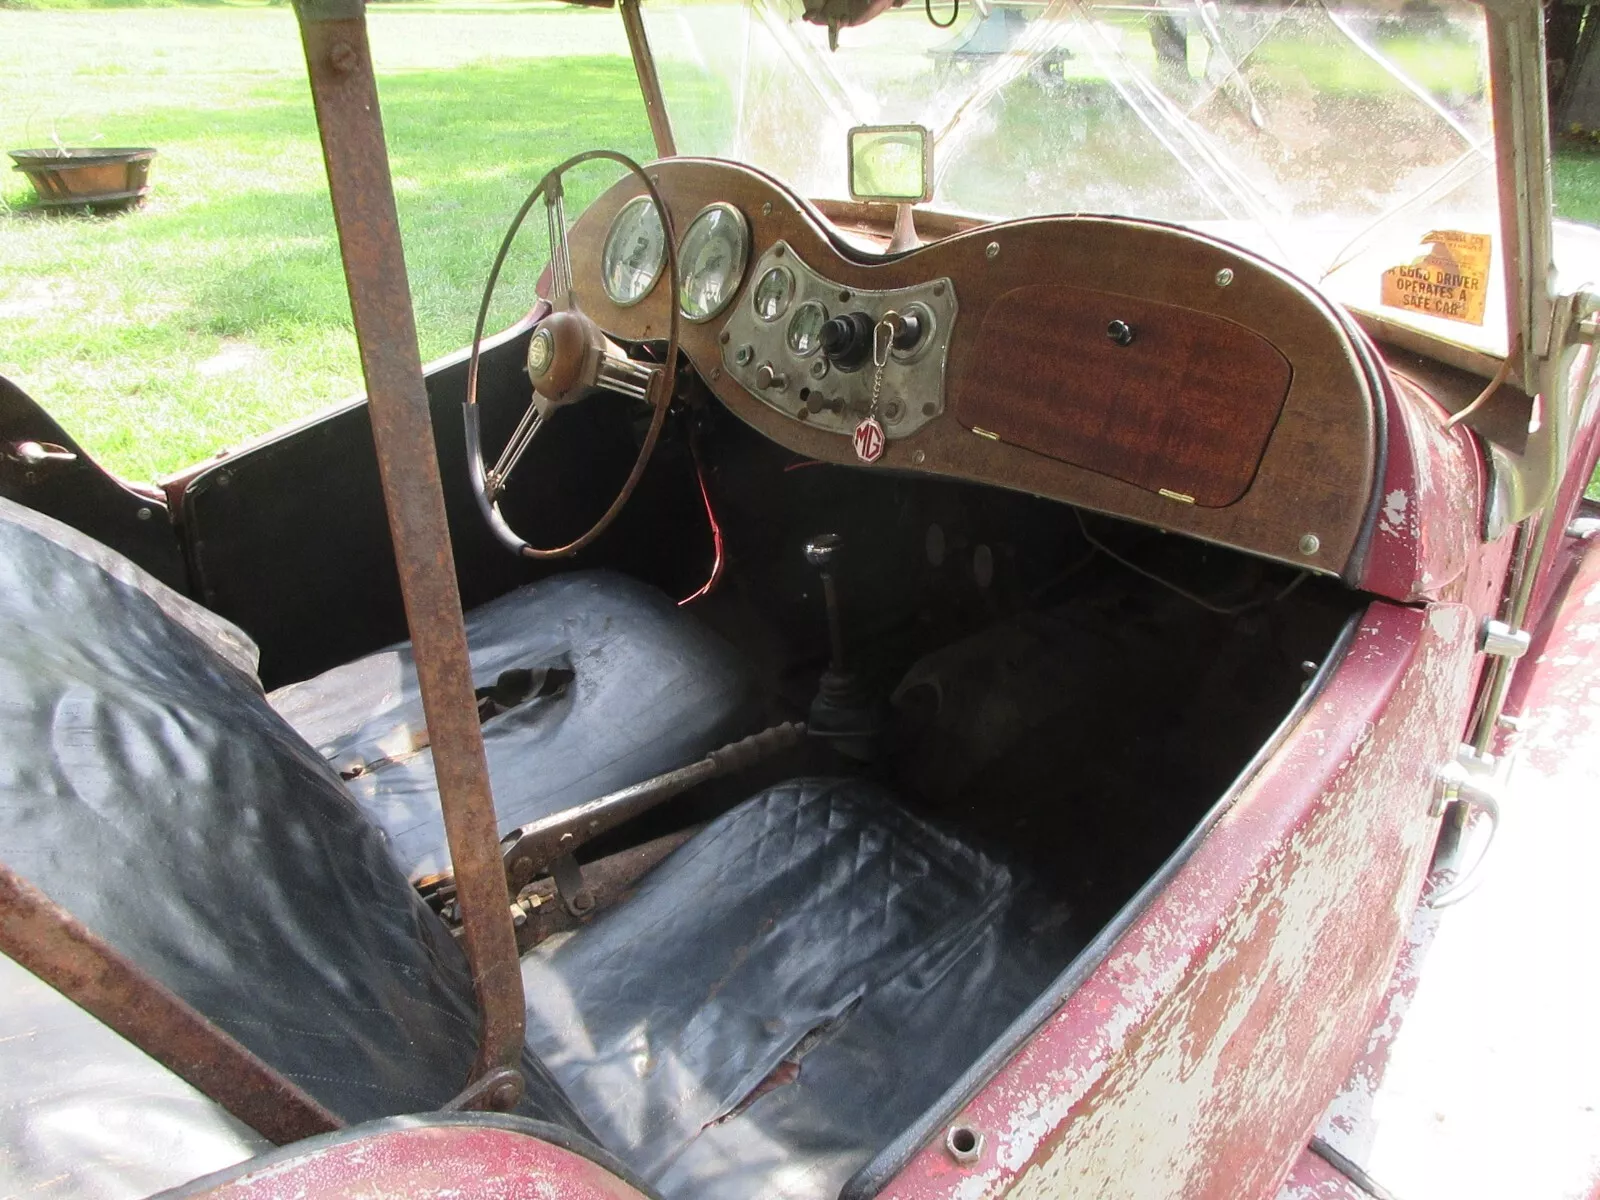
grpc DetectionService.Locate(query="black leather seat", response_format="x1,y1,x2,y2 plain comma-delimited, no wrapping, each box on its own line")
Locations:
269,571,763,881
522,776,1073,1200
0,499,1073,1200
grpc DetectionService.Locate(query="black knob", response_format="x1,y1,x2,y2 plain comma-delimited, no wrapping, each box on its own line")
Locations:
1106,319,1135,347
819,312,874,369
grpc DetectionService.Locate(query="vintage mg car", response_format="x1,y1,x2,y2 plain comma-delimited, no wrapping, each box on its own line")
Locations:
2,0,1597,1196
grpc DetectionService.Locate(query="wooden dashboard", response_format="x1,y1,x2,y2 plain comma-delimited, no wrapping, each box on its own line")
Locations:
561,158,1382,576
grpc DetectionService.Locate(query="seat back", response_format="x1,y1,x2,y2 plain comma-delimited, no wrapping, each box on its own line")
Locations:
0,498,587,1133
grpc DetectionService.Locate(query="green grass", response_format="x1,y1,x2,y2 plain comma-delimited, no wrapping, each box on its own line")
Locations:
2,4,1598,500
0,6,647,481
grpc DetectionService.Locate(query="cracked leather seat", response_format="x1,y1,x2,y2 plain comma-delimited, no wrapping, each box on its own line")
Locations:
0,499,1071,1200
268,570,763,881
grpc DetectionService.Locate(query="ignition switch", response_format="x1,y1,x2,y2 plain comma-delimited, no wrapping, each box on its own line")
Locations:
820,310,924,369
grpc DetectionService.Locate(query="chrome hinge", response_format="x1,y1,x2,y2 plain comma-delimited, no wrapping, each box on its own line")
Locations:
1479,618,1531,659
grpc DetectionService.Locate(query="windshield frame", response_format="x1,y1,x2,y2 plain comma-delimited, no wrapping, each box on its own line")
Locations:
616,0,1555,387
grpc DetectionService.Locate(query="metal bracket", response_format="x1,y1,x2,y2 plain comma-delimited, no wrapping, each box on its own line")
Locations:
1479,618,1531,659
1429,744,1504,907
549,852,595,918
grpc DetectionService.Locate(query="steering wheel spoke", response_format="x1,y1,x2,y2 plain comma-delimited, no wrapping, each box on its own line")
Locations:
486,396,547,501
544,175,574,312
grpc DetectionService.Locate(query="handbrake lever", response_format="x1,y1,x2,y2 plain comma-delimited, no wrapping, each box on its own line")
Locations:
498,721,806,915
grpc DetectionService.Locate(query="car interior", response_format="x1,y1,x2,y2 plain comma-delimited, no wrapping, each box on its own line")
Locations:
0,156,1392,1200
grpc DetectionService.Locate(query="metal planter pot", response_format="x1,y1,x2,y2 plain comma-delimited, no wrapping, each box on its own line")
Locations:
7,147,157,210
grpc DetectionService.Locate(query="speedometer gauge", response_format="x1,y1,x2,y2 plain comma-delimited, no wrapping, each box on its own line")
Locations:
600,195,666,308
677,203,749,323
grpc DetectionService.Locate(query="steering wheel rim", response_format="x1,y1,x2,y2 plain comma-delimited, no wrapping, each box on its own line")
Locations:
463,150,680,559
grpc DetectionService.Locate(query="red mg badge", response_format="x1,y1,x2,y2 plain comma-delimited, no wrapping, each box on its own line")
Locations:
852,417,885,464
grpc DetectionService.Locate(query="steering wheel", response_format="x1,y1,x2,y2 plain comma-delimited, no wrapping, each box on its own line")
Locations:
464,151,680,558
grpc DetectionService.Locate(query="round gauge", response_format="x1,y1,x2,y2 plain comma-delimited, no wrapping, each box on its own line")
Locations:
752,266,795,322
600,195,667,308
677,203,750,323
786,300,828,357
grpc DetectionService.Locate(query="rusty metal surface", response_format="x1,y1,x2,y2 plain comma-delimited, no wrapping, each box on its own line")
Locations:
292,8,526,1099
873,599,1479,1200
619,0,676,157
500,721,804,889
165,1118,650,1200
512,827,700,951
0,863,341,1147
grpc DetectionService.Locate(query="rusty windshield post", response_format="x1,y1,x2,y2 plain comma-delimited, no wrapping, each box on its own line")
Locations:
292,0,527,1108
0,865,342,1144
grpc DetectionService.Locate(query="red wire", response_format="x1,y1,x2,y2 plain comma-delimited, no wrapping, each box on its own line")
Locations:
678,435,725,605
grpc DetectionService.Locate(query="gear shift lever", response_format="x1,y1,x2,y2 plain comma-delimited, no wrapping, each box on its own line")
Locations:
805,533,848,674
803,532,879,759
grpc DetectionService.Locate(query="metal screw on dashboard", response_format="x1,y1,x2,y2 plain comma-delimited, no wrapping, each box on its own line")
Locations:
809,358,830,380
1299,533,1321,555
985,242,999,260
1216,267,1235,287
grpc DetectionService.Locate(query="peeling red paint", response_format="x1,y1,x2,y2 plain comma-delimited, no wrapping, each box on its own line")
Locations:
1276,1148,1370,1200
1358,368,1485,602
878,601,1478,1200
175,1123,649,1200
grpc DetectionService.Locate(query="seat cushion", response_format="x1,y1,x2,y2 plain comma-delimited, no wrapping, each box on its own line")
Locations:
270,571,762,881
521,777,1078,1200
0,497,588,1136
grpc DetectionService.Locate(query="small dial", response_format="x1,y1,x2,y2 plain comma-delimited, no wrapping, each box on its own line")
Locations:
600,195,666,308
787,300,828,357
677,203,750,323
752,266,795,322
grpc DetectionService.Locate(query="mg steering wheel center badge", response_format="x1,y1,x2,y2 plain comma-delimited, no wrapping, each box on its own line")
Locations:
527,327,555,377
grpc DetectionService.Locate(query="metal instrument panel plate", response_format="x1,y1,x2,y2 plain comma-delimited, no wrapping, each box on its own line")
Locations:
719,242,957,441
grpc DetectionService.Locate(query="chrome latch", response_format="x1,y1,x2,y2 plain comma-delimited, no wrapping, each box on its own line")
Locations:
1479,618,1530,659
1429,744,1504,907
1568,516,1600,541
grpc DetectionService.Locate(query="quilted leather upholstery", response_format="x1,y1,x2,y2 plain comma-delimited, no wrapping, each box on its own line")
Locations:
522,777,1079,1200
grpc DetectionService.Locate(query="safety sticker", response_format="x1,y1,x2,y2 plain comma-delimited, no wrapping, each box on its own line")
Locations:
1380,230,1491,326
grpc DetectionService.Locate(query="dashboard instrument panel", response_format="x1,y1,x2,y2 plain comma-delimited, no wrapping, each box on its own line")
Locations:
560,158,1381,577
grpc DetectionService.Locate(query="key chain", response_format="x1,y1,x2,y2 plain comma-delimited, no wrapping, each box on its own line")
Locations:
852,312,896,464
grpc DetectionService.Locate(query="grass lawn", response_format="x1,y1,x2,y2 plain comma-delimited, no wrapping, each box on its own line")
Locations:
0,4,649,481
2,4,1598,501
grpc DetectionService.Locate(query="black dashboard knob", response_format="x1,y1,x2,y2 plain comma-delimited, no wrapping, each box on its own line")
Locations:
819,312,874,369
1106,319,1136,347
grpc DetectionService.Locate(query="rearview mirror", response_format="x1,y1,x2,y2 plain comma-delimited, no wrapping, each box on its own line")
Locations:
847,125,933,204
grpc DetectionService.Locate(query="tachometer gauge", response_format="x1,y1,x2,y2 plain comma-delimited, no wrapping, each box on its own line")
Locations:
677,203,749,322
752,265,794,322
786,300,828,357
601,195,667,308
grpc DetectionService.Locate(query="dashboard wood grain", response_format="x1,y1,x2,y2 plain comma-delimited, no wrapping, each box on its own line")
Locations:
954,284,1293,507
553,158,1380,575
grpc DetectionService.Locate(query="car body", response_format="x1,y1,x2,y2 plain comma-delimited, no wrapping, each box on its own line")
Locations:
1,1,1598,1198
